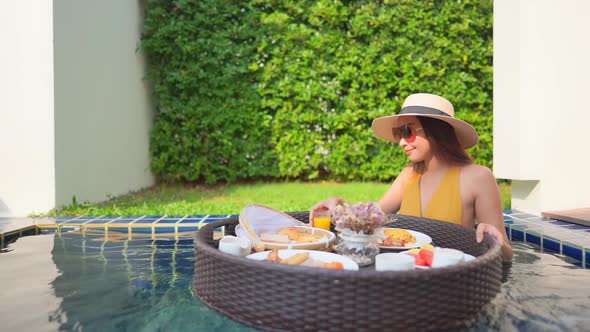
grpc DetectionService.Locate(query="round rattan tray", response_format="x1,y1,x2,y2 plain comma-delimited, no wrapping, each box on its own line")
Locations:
193,213,502,332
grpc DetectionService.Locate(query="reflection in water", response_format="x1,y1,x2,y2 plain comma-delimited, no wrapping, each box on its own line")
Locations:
465,243,590,332
48,231,254,332
0,235,65,332
1,233,589,332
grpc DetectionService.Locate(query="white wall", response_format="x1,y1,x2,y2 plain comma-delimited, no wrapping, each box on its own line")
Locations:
0,1,56,216
494,0,590,214
53,0,154,207
0,1,154,216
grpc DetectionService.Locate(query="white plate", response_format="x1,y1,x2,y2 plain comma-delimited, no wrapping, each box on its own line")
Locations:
235,225,335,249
246,249,359,271
400,249,476,269
378,228,432,249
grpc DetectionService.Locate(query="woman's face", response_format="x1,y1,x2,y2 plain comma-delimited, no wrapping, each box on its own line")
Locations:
395,116,432,162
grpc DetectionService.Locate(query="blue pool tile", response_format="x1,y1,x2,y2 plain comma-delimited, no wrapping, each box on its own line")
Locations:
525,232,542,246
542,238,561,253
177,226,199,232
179,218,201,224
85,219,111,224
200,218,221,224
154,227,176,233
155,239,178,246
133,218,160,224
130,228,153,234
560,224,590,230
571,260,584,268
76,216,101,220
523,217,546,222
156,219,181,224
510,213,538,219
204,214,231,219
187,214,208,218
60,227,79,232
510,223,543,231
40,228,58,234
547,220,575,226
56,216,78,221
107,227,130,233
586,249,590,269
59,219,88,224
112,218,137,223
504,209,524,215
511,228,524,241
563,244,583,261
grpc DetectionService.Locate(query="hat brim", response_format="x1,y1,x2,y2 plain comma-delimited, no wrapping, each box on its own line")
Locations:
372,113,479,149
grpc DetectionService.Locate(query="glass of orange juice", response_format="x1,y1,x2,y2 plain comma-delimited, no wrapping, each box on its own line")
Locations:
313,210,332,231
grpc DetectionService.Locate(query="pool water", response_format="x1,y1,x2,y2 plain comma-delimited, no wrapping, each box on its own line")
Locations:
1,232,589,332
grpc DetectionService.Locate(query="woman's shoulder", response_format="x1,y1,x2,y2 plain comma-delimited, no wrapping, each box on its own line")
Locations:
459,164,497,184
393,165,417,185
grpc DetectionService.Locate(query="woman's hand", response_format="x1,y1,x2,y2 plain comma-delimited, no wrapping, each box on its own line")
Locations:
309,196,345,225
475,223,505,246
476,223,514,261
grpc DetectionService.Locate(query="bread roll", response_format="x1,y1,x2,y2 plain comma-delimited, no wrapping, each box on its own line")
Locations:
282,252,310,265
260,233,290,243
278,227,300,240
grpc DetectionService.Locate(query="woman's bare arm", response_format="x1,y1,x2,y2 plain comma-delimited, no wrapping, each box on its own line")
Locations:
378,166,413,214
470,166,514,261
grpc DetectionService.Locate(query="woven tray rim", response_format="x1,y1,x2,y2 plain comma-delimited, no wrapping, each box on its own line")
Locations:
195,214,501,279
193,212,503,331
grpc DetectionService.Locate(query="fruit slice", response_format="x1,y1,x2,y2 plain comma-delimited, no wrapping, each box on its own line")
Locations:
419,248,434,267
322,261,344,270
406,252,427,266
420,243,435,252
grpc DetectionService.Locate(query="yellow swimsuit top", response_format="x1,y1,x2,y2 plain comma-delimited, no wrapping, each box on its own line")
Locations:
398,167,463,225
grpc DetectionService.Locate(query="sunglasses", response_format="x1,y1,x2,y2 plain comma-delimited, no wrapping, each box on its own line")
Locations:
391,124,423,143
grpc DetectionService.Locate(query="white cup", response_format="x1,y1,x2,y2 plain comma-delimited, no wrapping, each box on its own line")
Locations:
431,248,464,268
375,253,415,271
219,235,251,256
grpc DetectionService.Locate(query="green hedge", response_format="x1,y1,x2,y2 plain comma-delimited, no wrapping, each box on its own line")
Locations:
142,0,493,183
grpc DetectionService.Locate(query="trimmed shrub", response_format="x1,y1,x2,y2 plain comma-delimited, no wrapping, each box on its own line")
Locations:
142,0,493,183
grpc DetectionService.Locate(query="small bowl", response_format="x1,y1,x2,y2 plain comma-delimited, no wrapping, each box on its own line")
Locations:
431,248,464,268
375,253,415,271
219,235,251,256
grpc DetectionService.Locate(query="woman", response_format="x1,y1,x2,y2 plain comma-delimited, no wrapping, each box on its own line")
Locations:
310,93,513,261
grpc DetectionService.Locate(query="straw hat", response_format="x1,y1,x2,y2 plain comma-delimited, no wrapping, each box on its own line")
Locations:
371,93,479,149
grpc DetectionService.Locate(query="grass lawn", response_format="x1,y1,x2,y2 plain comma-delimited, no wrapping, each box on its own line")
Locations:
44,181,512,217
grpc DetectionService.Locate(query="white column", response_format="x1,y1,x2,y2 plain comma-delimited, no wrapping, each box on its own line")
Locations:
0,1,55,216
494,0,590,214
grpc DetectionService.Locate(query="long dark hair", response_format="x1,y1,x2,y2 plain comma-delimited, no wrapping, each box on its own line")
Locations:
412,117,472,174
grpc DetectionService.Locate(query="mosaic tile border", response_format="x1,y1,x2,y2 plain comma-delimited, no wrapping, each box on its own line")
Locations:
503,209,590,268
2,211,590,268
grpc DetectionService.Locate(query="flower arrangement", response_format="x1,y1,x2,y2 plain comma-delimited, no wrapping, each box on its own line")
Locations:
331,201,388,235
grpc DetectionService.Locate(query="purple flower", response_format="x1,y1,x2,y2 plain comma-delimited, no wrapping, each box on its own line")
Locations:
332,202,388,234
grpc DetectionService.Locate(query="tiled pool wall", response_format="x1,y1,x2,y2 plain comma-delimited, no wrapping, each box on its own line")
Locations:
503,210,590,268
1,211,589,268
